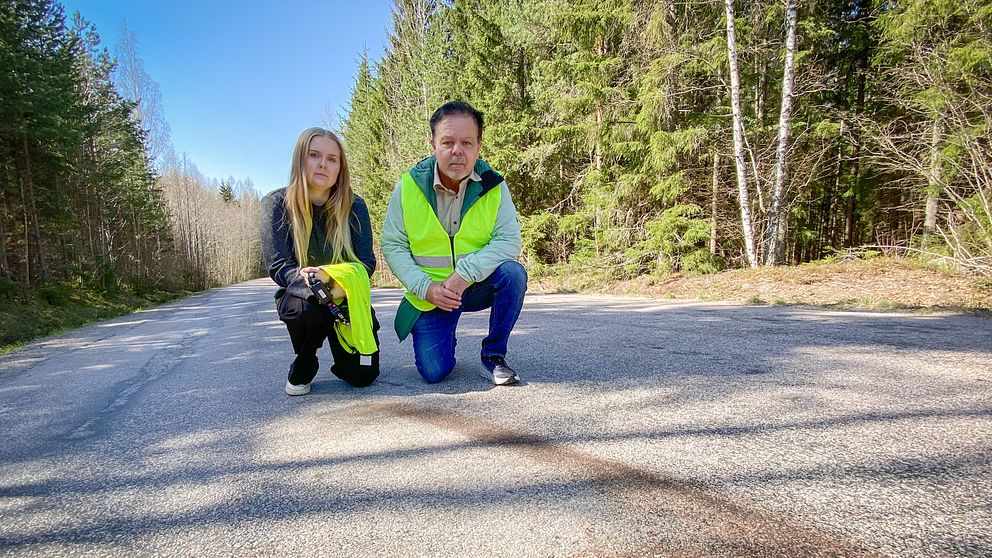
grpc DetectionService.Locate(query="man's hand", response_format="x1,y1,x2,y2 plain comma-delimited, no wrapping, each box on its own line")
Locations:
425,281,461,311
442,272,469,297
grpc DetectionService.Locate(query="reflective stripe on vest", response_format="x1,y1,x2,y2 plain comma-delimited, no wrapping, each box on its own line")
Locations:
400,172,501,311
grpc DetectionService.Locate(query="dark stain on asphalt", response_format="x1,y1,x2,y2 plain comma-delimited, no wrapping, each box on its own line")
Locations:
366,401,880,558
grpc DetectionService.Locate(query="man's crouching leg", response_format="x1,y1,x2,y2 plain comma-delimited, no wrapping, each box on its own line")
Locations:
476,261,528,359
411,306,461,383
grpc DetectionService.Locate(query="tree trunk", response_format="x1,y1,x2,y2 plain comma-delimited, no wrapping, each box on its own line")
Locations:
595,55,604,180
756,56,767,125
844,47,869,248
924,118,941,242
0,204,9,282
822,120,847,258
593,38,606,258
764,0,799,265
711,151,719,255
18,135,45,287
0,164,11,281
724,0,758,268
843,172,857,247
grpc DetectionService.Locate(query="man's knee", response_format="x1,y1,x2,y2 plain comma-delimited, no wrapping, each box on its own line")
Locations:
418,358,455,384
494,261,527,292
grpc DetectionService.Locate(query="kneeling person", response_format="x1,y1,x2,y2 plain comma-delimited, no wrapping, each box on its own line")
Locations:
382,101,527,385
261,128,380,395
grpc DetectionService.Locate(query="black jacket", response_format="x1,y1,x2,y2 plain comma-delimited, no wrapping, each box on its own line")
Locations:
260,188,375,301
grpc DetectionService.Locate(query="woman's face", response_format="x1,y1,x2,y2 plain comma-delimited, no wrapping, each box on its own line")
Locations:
305,135,341,191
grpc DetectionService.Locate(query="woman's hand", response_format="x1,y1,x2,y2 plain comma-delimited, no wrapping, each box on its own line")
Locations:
299,267,346,300
299,267,329,286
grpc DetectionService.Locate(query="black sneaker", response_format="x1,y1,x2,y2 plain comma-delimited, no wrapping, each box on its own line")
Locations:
480,355,519,386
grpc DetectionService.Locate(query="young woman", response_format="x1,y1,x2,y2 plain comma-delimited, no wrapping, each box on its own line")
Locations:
261,128,379,395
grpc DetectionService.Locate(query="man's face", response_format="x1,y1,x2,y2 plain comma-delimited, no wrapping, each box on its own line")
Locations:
430,114,481,185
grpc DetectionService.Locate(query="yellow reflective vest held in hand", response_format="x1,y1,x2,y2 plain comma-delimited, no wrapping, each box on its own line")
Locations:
319,262,377,355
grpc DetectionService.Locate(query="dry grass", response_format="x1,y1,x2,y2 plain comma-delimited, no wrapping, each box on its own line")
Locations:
529,256,992,312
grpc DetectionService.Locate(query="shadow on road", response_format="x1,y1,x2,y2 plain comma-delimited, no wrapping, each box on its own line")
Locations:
0,279,989,555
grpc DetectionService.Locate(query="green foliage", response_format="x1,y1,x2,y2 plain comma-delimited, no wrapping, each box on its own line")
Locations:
337,0,992,280
0,280,189,350
870,0,992,272
37,283,69,306
520,209,596,266
520,211,557,265
0,279,15,300
219,181,234,203
955,192,992,253
1,0,177,291
626,204,722,276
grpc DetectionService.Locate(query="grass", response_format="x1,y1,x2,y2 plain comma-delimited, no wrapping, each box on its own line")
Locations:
0,281,192,354
976,277,992,293
527,256,991,312
4,255,988,355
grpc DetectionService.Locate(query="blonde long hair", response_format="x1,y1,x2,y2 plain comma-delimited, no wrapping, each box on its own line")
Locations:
284,128,358,266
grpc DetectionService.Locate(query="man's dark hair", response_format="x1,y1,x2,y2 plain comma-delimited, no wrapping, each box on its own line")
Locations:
430,101,484,140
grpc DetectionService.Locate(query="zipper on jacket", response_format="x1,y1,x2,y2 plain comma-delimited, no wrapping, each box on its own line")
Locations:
449,235,456,268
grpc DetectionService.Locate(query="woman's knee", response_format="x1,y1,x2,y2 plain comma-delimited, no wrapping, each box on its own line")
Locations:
342,367,379,388
330,350,380,387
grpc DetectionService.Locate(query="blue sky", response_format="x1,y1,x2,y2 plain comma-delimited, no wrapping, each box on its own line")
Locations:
59,0,395,194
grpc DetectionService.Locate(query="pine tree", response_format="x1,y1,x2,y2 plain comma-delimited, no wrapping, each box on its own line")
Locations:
0,0,80,287
871,0,992,272
219,181,234,203
344,50,390,224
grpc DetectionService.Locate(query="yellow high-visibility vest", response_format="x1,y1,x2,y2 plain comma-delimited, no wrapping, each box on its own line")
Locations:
319,262,377,355
400,172,501,311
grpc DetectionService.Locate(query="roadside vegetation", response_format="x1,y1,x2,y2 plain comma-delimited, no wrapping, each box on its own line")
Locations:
0,2,262,327
0,280,191,353
4,252,989,356
1,2,260,354
528,254,992,313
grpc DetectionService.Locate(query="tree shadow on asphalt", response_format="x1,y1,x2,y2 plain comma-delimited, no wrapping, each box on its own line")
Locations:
1,281,990,555
1,403,988,554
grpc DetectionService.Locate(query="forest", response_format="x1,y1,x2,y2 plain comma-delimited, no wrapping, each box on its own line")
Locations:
0,0,261,298
343,0,992,278
1,0,990,336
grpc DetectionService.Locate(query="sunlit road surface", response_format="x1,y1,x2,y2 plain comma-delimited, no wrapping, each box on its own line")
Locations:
1,278,990,557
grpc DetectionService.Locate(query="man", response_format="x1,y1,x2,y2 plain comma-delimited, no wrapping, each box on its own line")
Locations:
381,101,527,385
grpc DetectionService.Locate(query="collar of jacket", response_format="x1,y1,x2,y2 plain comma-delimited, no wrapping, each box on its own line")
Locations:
408,155,505,217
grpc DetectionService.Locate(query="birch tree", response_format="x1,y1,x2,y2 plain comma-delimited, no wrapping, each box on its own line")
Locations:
724,0,758,268
114,22,172,170
764,0,798,265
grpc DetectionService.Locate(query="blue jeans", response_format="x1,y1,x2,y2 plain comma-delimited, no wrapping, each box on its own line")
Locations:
411,261,527,383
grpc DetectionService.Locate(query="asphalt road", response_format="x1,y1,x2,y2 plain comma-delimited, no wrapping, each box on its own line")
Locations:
1,278,990,557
